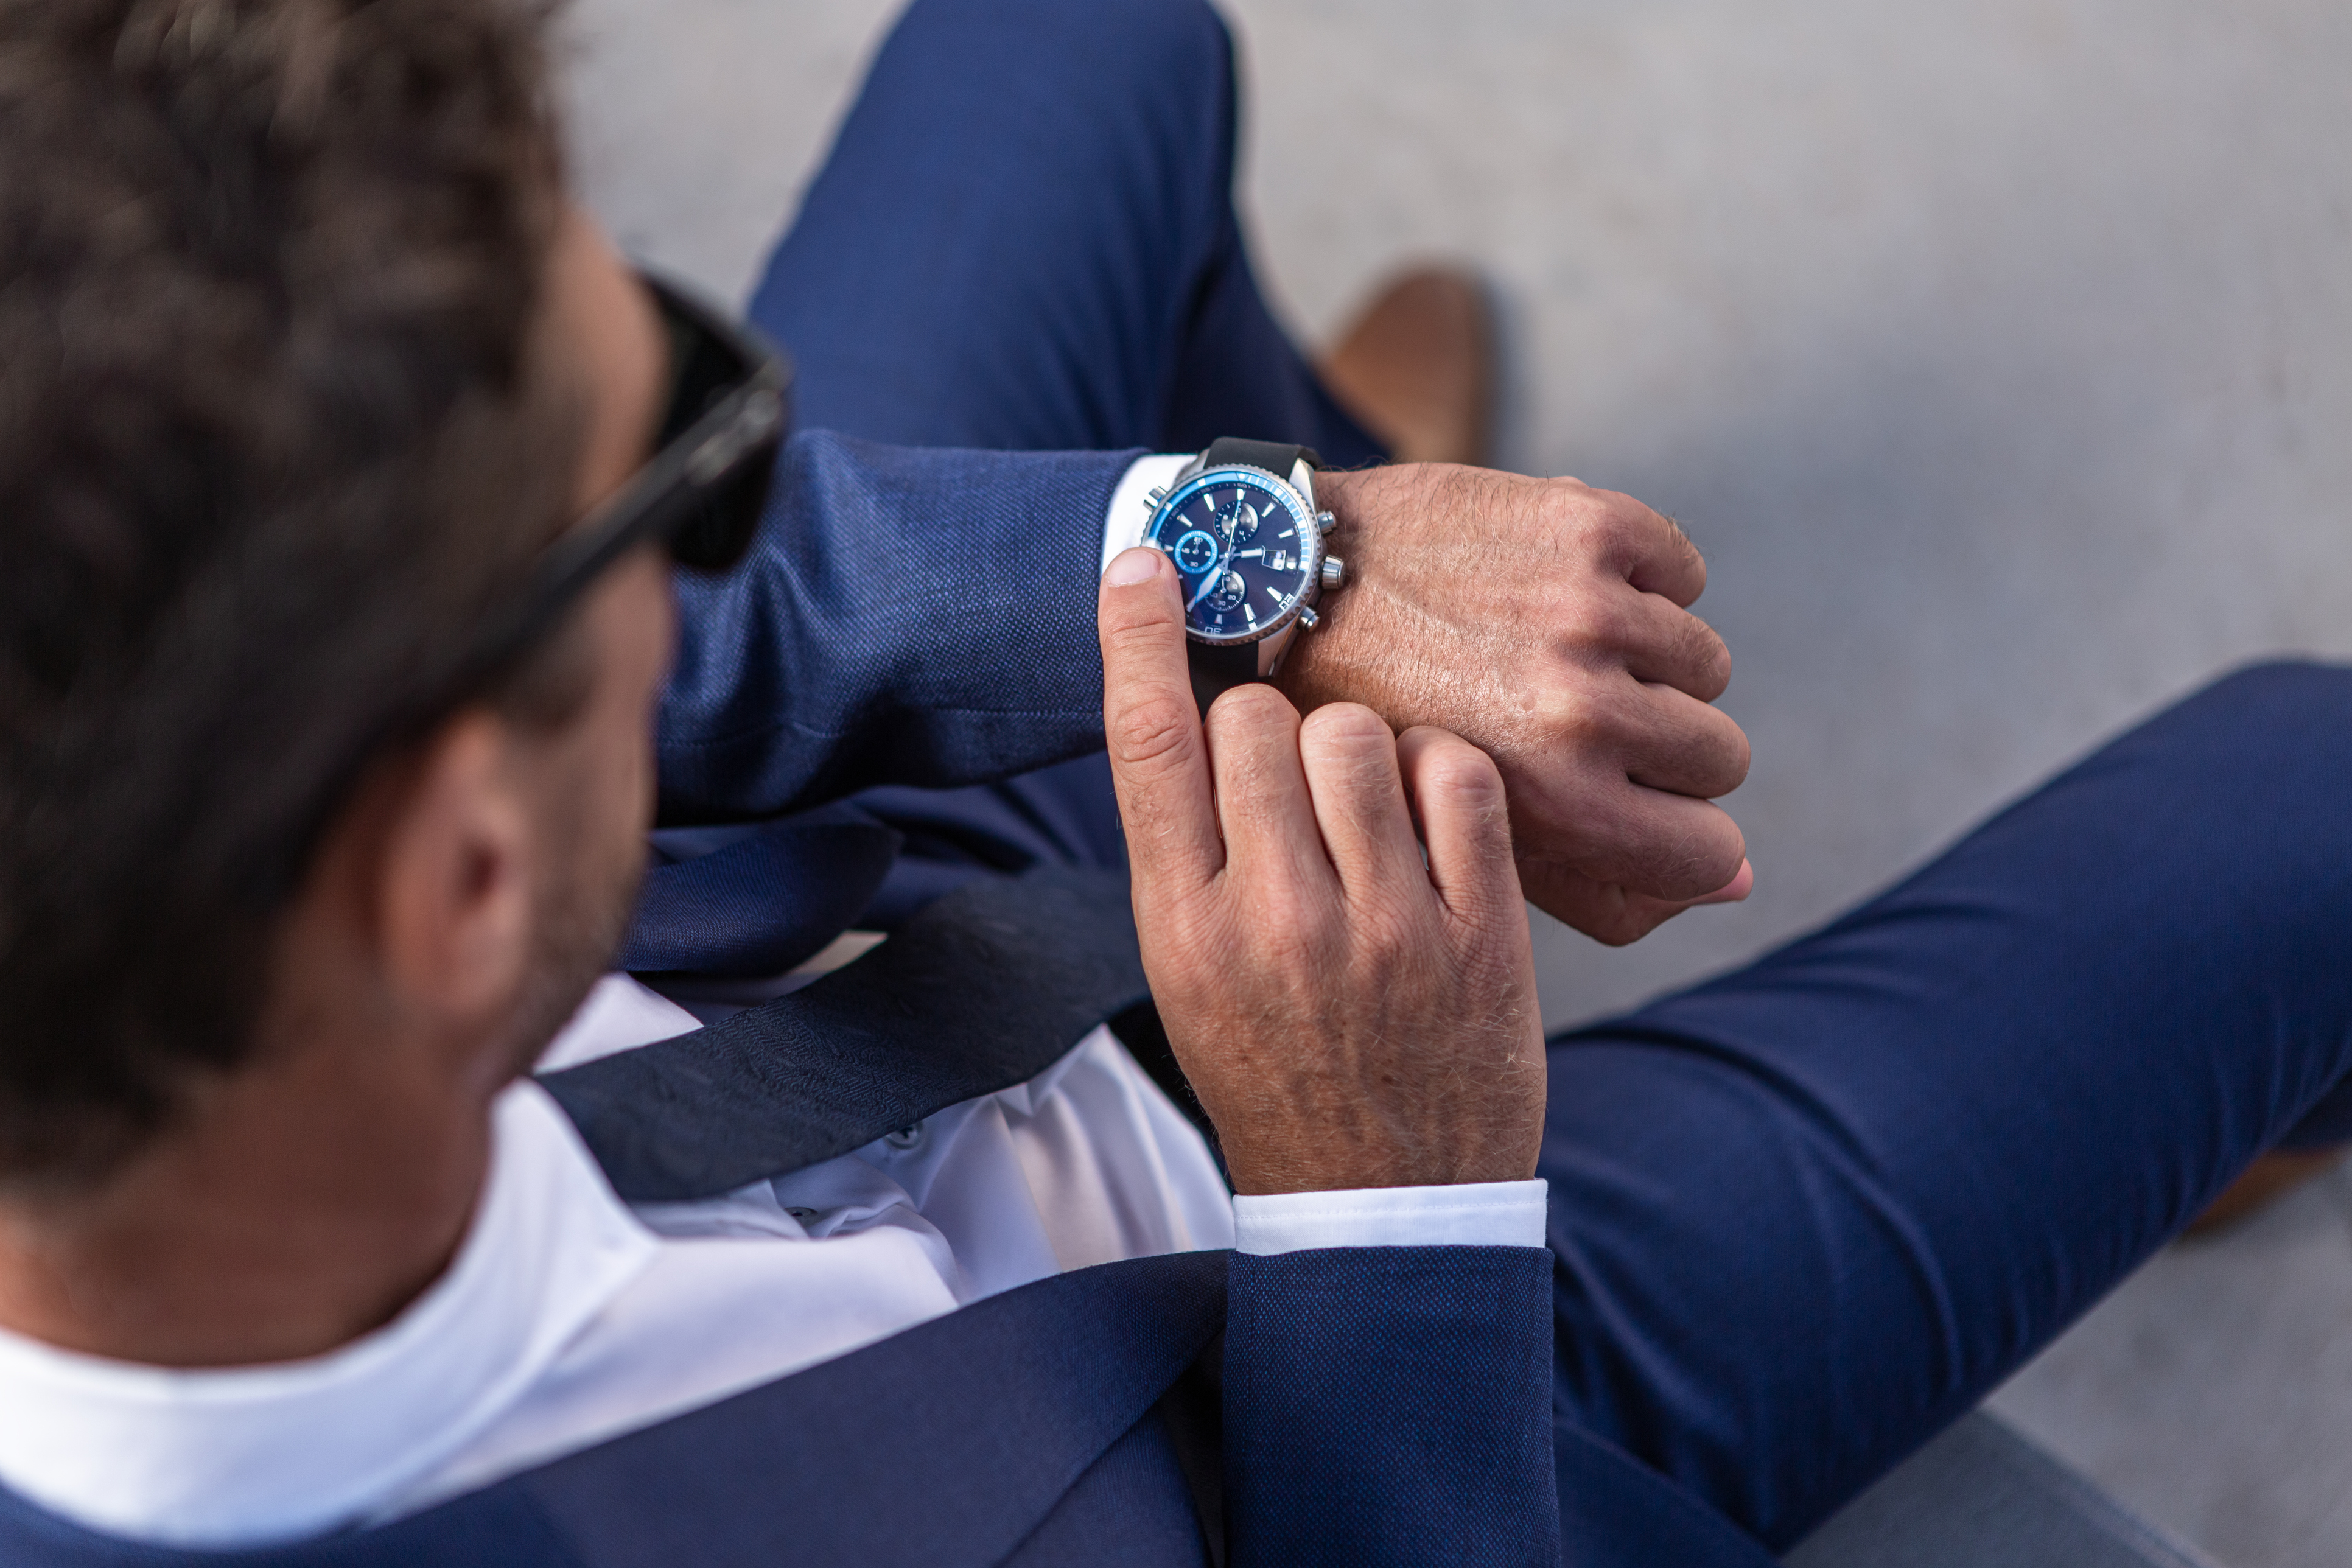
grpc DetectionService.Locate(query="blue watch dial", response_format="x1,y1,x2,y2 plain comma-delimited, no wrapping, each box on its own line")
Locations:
1143,467,1317,644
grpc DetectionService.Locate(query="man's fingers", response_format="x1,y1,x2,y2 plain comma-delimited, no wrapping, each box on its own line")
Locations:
1396,726,1521,928
1519,858,1754,947
1545,785,1748,903
1611,588,1732,704
1297,703,1421,895
1590,488,1707,609
1099,547,1221,892
1621,683,1752,800
1204,684,1328,893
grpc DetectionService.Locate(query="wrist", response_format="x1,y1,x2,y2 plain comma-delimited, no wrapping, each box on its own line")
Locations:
1213,1105,1542,1197
1265,464,1396,715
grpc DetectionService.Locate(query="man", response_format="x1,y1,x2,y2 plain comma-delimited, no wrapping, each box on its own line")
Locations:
0,2,2347,1567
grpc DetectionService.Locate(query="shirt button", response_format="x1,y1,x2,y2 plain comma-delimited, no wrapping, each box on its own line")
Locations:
882,1123,926,1153
784,1207,819,1224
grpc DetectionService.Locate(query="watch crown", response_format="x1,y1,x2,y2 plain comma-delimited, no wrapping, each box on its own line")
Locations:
1320,555,1346,591
1315,510,1337,534
1297,604,1320,630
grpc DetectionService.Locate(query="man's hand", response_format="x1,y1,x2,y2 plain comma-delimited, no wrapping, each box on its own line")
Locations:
1278,463,1754,945
1099,547,1545,1194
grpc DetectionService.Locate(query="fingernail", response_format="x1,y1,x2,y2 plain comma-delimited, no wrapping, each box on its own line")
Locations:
1104,547,1161,586
1693,859,1754,905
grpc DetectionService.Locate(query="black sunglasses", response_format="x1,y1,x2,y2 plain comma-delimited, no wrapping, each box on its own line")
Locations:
481,270,791,671
282,271,789,897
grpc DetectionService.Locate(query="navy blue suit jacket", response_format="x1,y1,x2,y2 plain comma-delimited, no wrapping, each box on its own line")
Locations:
0,1247,1775,1566
655,431,1140,825
0,439,1782,1566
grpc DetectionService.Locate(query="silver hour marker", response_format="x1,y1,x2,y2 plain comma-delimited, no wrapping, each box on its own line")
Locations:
1244,604,1258,628
1265,585,1286,604
1276,528,1293,539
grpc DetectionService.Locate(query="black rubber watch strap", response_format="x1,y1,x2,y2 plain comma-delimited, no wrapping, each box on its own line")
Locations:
1200,437,1320,478
1187,640,1260,716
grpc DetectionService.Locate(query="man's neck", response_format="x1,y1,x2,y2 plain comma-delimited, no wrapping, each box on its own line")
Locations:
0,1030,495,1368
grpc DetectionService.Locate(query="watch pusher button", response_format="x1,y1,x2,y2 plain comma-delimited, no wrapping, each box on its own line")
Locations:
1297,605,1320,629
1320,555,1346,591
1315,510,1337,534
1144,486,1168,510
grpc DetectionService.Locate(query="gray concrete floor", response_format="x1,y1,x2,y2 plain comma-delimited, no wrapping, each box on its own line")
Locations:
561,3,2352,1561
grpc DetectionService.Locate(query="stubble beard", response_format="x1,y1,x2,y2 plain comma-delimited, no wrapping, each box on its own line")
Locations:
495,814,646,1081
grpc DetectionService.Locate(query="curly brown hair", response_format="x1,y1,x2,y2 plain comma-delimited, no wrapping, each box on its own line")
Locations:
0,0,581,1186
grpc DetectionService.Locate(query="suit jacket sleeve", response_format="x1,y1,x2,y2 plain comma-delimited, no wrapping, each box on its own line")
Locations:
654,430,1141,824
1220,1245,1561,1567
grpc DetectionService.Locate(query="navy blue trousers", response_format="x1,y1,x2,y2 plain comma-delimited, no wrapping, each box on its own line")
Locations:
743,0,2352,1550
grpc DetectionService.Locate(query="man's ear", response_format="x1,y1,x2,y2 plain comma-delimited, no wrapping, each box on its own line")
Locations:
370,710,539,1027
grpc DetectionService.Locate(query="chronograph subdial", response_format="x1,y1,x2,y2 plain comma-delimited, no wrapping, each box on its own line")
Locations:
1170,529,1221,575
1217,496,1261,544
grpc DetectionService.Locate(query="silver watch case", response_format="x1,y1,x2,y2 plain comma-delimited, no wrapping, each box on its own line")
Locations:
1143,458,1331,676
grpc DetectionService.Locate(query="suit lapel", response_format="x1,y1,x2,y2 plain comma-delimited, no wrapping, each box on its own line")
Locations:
541,867,1152,1202
514,1250,1227,1567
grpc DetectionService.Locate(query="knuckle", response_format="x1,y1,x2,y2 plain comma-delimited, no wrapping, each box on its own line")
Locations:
1420,737,1505,806
1299,701,1390,747
1297,702,1396,770
1108,693,1196,775
1353,897,1422,973
1245,884,1342,973
1206,682,1297,737
1529,681,1622,753
1686,615,1731,679
1099,606,1175,653
1570,593,1643,662
1251,879,1314,936
1590,494,1650,558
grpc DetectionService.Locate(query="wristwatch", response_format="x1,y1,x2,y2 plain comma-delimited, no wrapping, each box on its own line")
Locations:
1139,436,1346,715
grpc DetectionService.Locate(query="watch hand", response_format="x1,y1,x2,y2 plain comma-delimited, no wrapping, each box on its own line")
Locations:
1186,560,1222,611
1188,508,1239,612
1233,548,1265,560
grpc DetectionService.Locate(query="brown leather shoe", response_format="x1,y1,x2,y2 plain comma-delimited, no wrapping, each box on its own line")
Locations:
1317,267,1495,467
2185,1147,2348,1236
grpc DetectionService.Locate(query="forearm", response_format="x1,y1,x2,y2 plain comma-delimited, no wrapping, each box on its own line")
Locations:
655,430,1139,822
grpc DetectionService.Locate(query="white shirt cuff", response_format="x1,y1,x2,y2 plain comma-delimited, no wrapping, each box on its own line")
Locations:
1102,453,1193,574
1231,1178,1549,1255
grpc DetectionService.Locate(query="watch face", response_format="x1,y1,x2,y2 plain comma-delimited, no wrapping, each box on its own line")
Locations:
1143,466,1318,645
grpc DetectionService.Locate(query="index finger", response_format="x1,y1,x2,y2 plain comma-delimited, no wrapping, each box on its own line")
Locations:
1099,546,1223,894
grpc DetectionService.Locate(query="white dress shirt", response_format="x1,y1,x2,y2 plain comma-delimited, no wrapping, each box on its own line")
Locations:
1104,450,1195,568
0,969,1545,1549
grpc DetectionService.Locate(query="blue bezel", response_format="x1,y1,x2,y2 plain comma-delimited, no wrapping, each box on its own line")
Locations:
1142,464,1321,647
